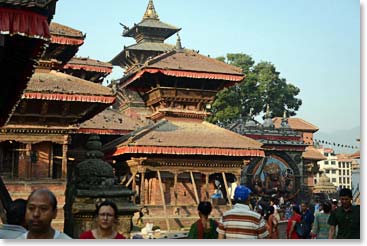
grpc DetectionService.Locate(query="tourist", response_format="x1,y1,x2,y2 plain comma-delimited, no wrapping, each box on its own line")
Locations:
217,185,268,239
328,188,360,239
0,199,27,239
300,202,314,238
331,199,338,211
187,201,218,239
17,188,71,239
80,200,125,239
310,201,331,239
265,206,279,239
286,205,302,239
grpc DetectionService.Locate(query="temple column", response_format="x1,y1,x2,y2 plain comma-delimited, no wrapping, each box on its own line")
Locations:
25,143,32,180
205,173,210,200
173,171,178,206
222,172,232,208
61,136,69,179
139,168,146,206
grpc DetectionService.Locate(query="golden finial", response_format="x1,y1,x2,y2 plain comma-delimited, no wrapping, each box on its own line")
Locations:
143,0,159,20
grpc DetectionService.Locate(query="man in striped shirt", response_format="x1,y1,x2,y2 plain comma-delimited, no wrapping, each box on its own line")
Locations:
217,185,269,239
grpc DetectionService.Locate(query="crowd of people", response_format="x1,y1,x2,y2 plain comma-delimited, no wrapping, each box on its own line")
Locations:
0,186,360,240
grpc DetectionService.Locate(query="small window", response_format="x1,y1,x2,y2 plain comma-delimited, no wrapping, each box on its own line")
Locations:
326,170,330,174
332,170,336,174
332,178,337,182
324,161,329,165
331,161,336,165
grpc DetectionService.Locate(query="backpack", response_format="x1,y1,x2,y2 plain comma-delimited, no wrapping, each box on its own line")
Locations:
295,220,308,238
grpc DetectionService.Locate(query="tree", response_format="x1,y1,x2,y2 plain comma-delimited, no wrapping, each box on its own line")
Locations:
207,53,302,127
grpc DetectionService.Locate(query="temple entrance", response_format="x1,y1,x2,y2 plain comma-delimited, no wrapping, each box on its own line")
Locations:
0,141,20,179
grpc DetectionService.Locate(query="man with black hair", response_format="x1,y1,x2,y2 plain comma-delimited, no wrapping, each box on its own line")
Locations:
217,185,268,239
187,201,218,239
0,199,27,239
300,202,314,238
16,188,71,239
328,188,360,239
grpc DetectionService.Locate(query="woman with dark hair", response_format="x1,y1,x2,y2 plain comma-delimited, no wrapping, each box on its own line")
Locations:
265,206,279,239
187,201,218,239
80,200,126,239
286,205,302,239
311,202,332,239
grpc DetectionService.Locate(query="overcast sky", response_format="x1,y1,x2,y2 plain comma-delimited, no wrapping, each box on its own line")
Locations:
52,0,361,133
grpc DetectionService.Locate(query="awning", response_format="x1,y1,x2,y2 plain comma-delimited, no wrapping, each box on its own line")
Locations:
23,92,115,103
63,63,112,73
0,7,50,40
110,146,264,157
51,35,84,46
123,68,243,87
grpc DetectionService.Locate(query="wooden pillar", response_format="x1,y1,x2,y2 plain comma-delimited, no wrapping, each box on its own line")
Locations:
190,171,200,204
173,172,178,206
205,173,210,200
49,144,54,178
140,170,145,206
26,143,32,180
132,171,137,204
61,140,68,179
157,170,170,231
222,172,232,208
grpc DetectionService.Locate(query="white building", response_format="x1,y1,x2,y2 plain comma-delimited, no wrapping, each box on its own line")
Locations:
315,148,352,190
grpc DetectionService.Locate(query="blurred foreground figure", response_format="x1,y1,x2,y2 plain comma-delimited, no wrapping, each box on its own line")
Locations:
17,189,71,239
217,185,269,239
187,201,218,239
0,199,27,239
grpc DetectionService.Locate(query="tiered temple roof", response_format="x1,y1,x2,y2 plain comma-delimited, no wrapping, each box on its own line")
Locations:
273,117,319,132
103,118,264,158
111,0,180,68
0,0,58,126
62,57,113,83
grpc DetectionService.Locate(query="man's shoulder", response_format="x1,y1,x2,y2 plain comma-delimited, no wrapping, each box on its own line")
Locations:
0,224,27,239
55,231,72,239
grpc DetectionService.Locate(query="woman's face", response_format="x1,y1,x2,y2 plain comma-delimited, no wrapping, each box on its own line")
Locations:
97,205,116,230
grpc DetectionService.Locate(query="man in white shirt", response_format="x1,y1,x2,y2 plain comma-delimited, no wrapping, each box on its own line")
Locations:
0,199,27,239
16,188,71,239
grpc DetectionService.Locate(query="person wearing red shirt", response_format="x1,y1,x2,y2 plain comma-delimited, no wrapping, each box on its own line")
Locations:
286,205,302,239
80,200,126,239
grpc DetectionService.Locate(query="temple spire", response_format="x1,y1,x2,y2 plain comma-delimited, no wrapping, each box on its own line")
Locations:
143,0,159,20
175,33,183,51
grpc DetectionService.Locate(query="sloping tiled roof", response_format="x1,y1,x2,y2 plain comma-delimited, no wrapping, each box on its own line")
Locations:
123,19,180,38
107,119,263,151
66,57,112,69
350,151,360,159
137,19,179,30
26,70,113,96
126,42,174,52
79,108,149,133
145,50,243,75
0,0,55,8
50,22,84,38
302,146,326,160
273,117,319,132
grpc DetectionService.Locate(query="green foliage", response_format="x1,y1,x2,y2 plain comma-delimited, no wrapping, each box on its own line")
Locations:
207,53,302,126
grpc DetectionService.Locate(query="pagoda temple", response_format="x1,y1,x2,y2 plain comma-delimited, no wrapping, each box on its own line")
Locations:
0,0,58,221
0,22,115,229
0,0,58,126
102,0,265,231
